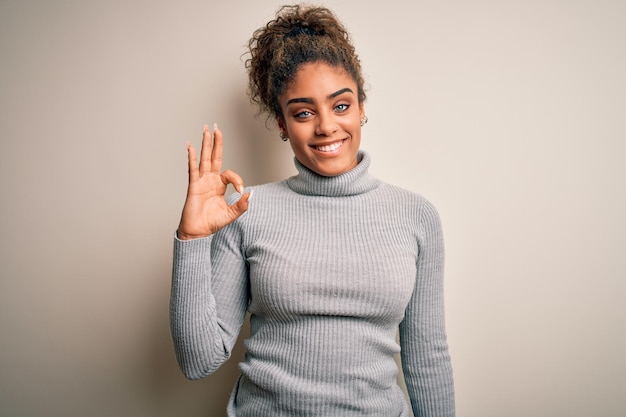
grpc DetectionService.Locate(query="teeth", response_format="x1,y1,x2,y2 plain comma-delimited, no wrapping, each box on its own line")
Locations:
315,141,343,152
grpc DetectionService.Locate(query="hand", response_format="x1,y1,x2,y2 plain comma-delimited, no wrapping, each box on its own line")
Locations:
177,124,250,240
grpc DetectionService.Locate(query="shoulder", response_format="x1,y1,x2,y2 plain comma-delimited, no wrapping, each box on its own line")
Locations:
375,182,443,235
247,180,291,195
225,180,298,226
225,180,291,205
376,182,438,211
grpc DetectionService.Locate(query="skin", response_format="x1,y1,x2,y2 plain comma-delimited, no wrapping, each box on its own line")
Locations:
177,124,250,240
278,62,365,177
177,61,365,239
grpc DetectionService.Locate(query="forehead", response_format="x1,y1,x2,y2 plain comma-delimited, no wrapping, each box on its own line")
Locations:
283,62,357,98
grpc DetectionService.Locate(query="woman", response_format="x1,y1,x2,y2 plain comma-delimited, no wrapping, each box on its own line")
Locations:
171,5,455,416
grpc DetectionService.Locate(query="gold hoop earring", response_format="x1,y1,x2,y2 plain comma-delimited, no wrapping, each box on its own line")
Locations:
360,116,368,127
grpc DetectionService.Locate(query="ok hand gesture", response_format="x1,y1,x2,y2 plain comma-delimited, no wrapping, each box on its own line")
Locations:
177,124,251,240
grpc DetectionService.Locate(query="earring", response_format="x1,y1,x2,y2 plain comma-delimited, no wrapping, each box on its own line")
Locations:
280,132,288,141
360,115,368,127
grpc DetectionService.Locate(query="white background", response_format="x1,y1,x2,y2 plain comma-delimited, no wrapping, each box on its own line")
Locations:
1,1,624,416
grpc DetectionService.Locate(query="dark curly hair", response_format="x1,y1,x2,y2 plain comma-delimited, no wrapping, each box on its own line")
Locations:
246,4,366,123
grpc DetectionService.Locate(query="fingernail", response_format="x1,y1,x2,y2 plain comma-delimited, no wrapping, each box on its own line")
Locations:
213,123,218,131
248,190,253,202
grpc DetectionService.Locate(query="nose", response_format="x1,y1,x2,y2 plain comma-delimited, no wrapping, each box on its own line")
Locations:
315,110,338,136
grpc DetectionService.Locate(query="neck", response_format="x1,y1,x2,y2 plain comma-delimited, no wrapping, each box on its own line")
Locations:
286,151,380,197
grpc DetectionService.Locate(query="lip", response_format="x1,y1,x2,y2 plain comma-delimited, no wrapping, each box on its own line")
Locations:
309,138,348,155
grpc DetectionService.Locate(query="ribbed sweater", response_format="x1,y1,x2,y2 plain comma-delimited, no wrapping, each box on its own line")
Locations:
170,151,455,416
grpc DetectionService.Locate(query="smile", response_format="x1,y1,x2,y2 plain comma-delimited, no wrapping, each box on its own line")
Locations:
312,139,346,153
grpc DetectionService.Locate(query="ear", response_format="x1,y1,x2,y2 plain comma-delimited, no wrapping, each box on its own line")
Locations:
359,103,365,119
277,118,287,136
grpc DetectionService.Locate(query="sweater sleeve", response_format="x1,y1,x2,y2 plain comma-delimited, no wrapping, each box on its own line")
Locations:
169,221,249,380
399,199,455,416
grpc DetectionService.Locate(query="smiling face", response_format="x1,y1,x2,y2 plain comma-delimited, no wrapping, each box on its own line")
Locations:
279,62,364,177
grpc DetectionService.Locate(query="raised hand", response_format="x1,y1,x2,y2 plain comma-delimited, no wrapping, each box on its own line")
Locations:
177,124,251,240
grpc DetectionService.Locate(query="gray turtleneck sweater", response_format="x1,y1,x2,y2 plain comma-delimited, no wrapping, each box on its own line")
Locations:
170,151,455,416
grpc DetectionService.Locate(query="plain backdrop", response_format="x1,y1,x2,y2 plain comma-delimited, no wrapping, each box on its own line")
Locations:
1,1,625,416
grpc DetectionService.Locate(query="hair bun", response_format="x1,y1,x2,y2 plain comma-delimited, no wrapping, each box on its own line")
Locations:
284,24,318,38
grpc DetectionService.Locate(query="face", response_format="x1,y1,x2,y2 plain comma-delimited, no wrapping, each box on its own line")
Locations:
278,62,364,177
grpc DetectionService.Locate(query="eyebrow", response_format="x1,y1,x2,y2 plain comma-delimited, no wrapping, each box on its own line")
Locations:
286,87,354,106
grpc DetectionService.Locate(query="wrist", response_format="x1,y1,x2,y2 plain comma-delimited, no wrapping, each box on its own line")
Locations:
176,229,209,240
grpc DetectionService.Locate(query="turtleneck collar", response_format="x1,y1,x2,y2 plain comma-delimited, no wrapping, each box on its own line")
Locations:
286,150,381,197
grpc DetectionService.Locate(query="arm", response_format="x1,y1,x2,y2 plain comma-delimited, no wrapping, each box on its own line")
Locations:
399,199,455,416
170,124,251,379
170,221,249,380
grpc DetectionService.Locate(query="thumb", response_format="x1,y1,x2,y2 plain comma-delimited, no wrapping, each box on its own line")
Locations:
229,191,251,219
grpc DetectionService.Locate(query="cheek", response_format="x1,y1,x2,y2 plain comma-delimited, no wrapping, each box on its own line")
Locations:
287,122,311,140
346,117,361,133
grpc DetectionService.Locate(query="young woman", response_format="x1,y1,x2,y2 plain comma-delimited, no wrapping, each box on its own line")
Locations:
171,5,455,416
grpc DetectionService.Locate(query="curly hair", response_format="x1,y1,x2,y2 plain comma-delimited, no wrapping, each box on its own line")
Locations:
246,4,366,122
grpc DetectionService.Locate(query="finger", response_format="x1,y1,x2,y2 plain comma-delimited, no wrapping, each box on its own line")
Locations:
220,169,245,193
229,191,251,219
210,123,223,175
187,141,199,181
198,124,212,175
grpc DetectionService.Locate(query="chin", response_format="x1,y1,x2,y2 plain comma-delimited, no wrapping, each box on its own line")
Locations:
312,159,356,177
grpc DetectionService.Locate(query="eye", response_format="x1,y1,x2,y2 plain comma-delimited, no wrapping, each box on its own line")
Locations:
334,103,350,113
294,110,312,119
